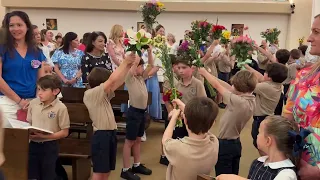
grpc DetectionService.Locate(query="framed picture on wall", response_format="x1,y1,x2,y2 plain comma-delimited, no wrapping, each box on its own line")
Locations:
46,19,58,30
231,24,244,36
137,22,145,31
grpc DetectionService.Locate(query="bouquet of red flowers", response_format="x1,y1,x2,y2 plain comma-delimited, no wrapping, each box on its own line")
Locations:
211,25,226,40
191,20,212,48
163,88,182,102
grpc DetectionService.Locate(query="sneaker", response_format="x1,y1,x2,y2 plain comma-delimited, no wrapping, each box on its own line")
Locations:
218,103,227,109
120,168,140,180
159,156,169,166
132,164,152,175
141,132,147,142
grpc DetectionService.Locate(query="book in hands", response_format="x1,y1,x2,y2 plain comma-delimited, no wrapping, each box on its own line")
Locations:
8,119,54,134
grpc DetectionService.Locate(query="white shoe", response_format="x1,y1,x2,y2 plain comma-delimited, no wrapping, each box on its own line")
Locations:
141,132,147,142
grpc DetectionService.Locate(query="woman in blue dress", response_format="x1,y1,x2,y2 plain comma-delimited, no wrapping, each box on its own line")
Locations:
52,32,84,88
143,25,165,120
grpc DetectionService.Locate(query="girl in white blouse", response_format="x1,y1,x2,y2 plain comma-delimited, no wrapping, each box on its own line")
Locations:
217,116,303,180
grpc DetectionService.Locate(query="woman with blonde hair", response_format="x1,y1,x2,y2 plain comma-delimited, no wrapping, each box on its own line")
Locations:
107,24,125,70
166,33,178,55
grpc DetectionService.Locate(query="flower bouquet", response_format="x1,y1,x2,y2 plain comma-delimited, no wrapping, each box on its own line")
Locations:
211,25,226,40
140,0,165,31
260,28,281,44
220,30,231,44
124,28,152,57
191,20,212,49
231,35,256,69
152,34,184,127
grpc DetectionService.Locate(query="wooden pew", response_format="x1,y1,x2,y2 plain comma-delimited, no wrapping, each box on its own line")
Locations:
197,174,216,180
2,128,29,180
60,87,153,133
58,102,92,180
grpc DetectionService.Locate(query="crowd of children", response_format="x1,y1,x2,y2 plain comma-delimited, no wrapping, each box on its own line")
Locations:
0,10,319,180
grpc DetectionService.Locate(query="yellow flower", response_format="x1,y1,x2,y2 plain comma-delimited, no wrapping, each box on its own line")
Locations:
157,1,164,8
269,28,274,33
298,37,304,44
222,31,231,40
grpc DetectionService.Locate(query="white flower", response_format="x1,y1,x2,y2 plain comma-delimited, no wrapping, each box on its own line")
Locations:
138,29,152,39
126,29,137,41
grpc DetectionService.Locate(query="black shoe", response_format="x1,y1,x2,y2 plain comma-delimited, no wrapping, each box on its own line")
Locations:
159,156,169,166
218,103,227,109
132,164,152,175
120,168,140,180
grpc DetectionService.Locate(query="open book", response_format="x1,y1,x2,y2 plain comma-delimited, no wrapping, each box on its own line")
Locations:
8,119,54,134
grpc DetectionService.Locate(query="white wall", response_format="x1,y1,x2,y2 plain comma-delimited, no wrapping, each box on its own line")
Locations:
312,0,320,19
9,8,289,48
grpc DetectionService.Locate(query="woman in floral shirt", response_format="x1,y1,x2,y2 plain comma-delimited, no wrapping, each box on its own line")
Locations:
52,32,84,88
283,14,320,180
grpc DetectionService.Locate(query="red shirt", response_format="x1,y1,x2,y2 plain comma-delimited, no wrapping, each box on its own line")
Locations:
78,44,86,52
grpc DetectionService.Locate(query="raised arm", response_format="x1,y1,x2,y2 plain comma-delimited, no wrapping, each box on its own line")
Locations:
162,108,181,144
245,64,264,82
143,48,155,79
198,67,232,95
103,52,136,93
255,45,277,63
201,40,219,62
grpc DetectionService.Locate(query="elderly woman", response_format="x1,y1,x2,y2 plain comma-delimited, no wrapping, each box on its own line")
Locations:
283,14,320,180
0,11,46,127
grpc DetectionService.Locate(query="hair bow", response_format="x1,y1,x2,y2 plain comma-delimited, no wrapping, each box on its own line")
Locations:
288,127,313,157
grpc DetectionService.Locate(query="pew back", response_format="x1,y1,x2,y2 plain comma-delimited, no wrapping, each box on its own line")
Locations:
2,128,29,180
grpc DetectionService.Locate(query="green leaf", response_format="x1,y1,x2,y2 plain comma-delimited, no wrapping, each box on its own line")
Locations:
136,44,142,50
140,37,148,43
136,32,141,40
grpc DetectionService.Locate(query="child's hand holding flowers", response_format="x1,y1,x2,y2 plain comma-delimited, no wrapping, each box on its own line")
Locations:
172,99,185,112
124,28,152,57
168,109,181,122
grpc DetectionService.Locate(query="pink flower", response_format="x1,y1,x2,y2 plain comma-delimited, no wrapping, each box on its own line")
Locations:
244,26,249,30
237,36,243,42
203,22,208,28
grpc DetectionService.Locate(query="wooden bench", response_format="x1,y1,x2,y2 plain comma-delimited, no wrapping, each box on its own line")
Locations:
58,102,92,180
2,128,29,180
61,87,153,133
197,174,216,180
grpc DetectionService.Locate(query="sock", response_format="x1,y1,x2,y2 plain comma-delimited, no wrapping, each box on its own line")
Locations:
133,162,140,167
122,168,129,172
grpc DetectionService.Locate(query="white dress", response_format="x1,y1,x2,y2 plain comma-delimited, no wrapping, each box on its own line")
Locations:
167,43,179,55
39,45,54,67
